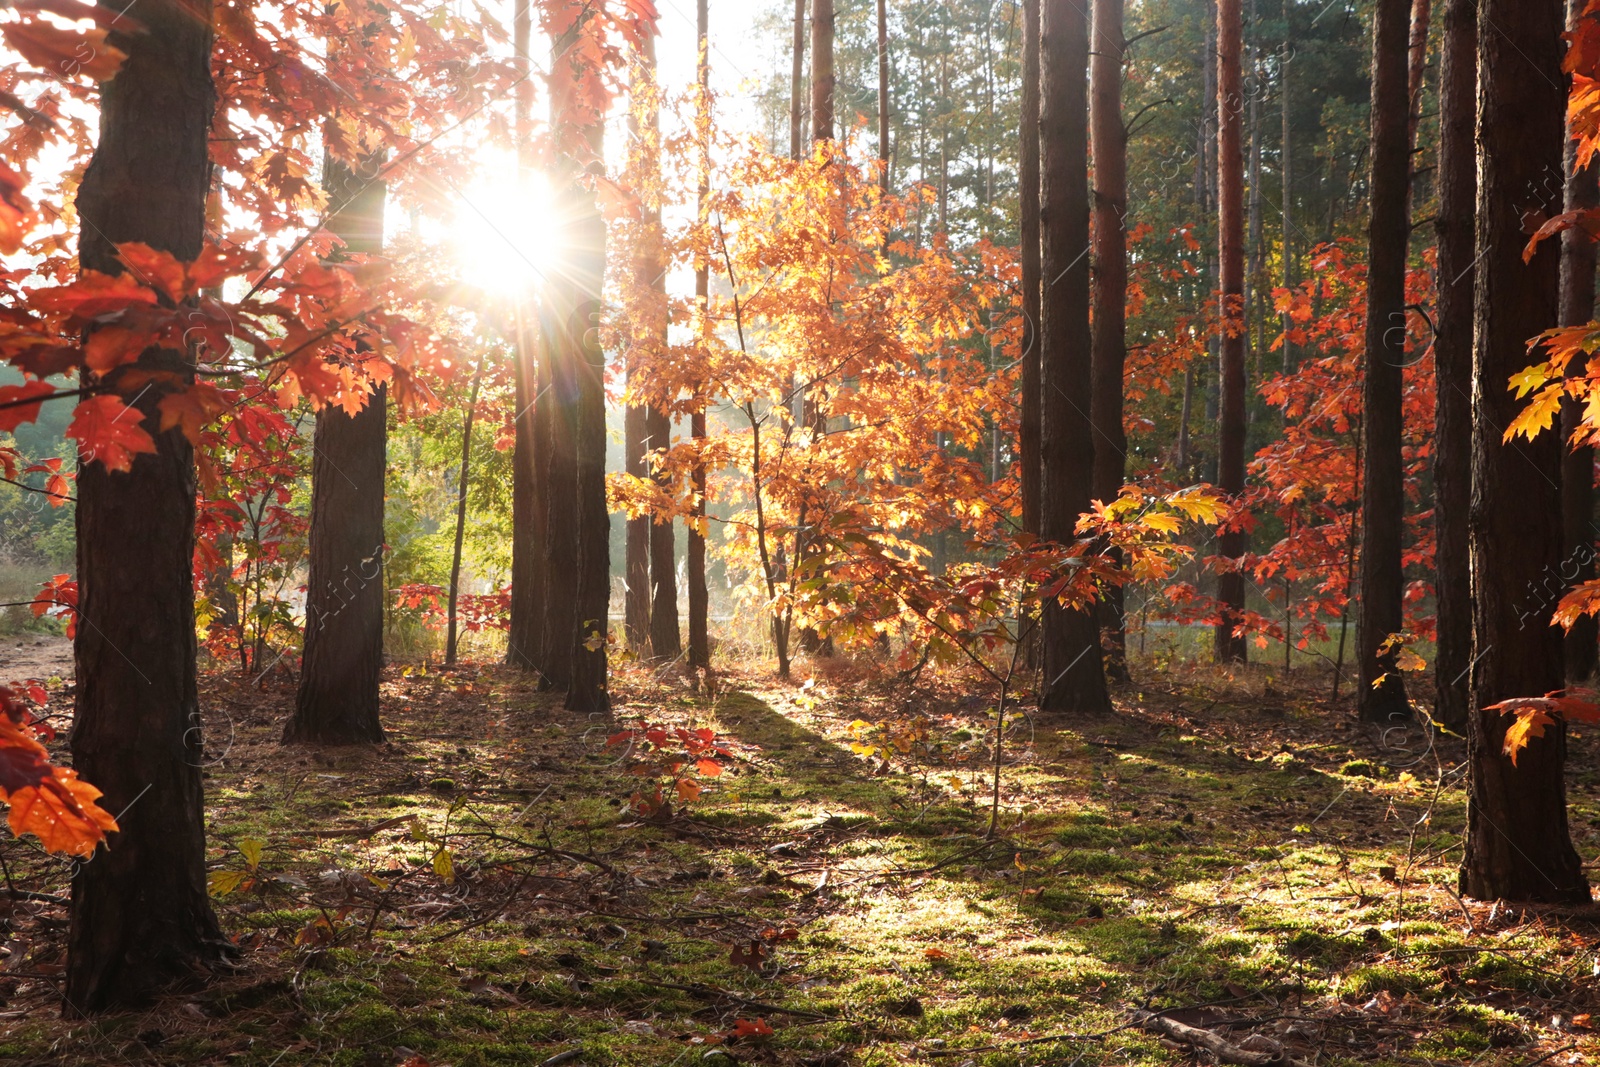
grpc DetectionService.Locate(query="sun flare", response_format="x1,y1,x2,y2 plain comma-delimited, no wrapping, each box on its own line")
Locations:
449,168,561,298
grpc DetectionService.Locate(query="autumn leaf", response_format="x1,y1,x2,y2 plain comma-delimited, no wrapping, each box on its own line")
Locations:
0,159,29,254
159,383,232,444
1504,381,1564,443
1488,693,1600,764
729,1018,773,1038
0,381,57,433
117,242,191,303
67,394,158,472
676,777,702,802
1,20,128,83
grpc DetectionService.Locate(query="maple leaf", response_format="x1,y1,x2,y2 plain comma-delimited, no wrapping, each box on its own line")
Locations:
1488,692,1600,764
729,1018,773,1038
117,242,191,303
0,381,57,433
1505,381,1565,443
32,270,159,320
67,394,158,473
1,20,127,83
0,159,29,255
159,383,232,445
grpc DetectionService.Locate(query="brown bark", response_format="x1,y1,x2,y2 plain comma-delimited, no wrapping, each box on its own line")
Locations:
507,0,544,673
1090,0,1129,681
1215,0,1248,664
1356,0,1413,722
1431,0,1472,731
445,361,484,665
624,390,650,652
1563,0,1600,686
1280,0,1294,373
67,0,230,1011
811,0,835,144
287,148,389,746
1020,0,1042,539
1039,0,1112,713
1408,0,1432,150
1461,0,1589,904
689,0,712,674
790,0,807,159
878,0,890,193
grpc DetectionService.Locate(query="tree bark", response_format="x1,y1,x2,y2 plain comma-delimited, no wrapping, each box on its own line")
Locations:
445,361,483,666
878,0,891,194
624,385,650,652
1461,0,1589,904
287,150,389,746
1090,0,1129,682
67,0,230,1012
1280,0,1295,373
1408,0,1432,150
790,0,807,159
689,0,712,674
1563,0,1600,686
1356,0,1413,722
1431,0,1472,732
1039,0,1112,713
1215,0,1249,664
1020,0,1042,540
811,0,835,144
507,0,544,673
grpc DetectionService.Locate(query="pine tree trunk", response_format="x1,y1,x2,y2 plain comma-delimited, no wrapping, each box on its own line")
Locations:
506,0,544,673
1356,0,1413,722
1020,0,1042,540
287,150,388,746
1090,0,1129,682
878,0,890,193
538,282,580,692
1039,0,1112,713
1563,0,1600,686
1280,0,1295,374
811,0,835,144
1407,0,1432,150
624,391,650,652
1215,0,1249,664
1431,0,1472,732
790,0,807,159
647,401,680,661
445,362,483,666
689,0,712,674
67,0,230,1012
1461,0,1589,904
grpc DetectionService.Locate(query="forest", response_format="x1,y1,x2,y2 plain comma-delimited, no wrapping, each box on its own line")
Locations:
3,0,1600,1063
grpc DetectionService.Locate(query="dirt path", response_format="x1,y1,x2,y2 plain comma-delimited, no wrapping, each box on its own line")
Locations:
0,632,72,683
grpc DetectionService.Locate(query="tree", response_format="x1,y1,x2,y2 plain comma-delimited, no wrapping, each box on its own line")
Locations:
1090,0,1130,682
1019,0,1042,542
1562,0,1600,686
812,0,835,144
1431,0,1473,731
285,149,389,745
689,0,712,676
790,0,807,159
1355,0,1413,722
1038,0,1112,712
66,0,231,1010
1215,0,1248,664
445,360,485,665
624,42,657,657
1461,0,1589,904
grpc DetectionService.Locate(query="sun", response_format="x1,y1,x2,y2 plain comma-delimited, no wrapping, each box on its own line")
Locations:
449,167,561,298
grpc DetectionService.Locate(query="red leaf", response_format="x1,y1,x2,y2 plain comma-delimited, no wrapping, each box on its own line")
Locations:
0,381,56,432
66,394,158,473
0,20,127,82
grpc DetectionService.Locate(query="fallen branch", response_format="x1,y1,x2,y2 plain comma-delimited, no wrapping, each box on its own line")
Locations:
637,978,832,1020
1134,1010,1310,1067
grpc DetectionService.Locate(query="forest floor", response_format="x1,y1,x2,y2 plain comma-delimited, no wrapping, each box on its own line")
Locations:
2,645,1600,1067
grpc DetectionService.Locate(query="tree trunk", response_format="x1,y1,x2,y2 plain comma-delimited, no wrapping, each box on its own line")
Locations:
1356,0,1413,722
507,0,544,673
811,0,835,144
1280,0,1294,374
1039,0,1112,713
446,361,484,666
689,0,712,674
1020,0,1042,539
1407,0,1432,151
878,0,891,194
1461,0,1589,904
624,387,650,651
1563,0,1600,686
1431,0,1473,732
67,0,229,1012
1215,0,1249,664
790,0,807,159
286,149,388,746
1090,0,1129,682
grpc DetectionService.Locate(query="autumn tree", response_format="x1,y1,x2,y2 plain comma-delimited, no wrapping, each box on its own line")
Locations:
1090,0,1130,681
1355,0,1414,722
1019,0,1041,541
66,0,230,1009
284,151,389,745
1461,0,1589,903
689,0,712,675
1214,0,1248,664
1038,0,1112,712
1431,0,1473,730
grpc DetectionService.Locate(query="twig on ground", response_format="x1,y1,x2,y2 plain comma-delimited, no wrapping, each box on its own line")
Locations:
1134,1009,1312,1067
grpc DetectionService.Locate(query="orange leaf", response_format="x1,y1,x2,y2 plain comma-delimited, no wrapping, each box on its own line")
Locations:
676,777,702,803
695,758,723,777
0,381,56,432
159,383,231,444
4,766,117,856
117,242,190,303
0,20,127,82
32,269,159,319
66,394,158,473
729,1018,773,1038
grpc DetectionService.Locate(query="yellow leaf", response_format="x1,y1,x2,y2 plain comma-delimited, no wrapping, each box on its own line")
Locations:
1502,709,1556,765
677,777,702,803
1505,382,1563,443
1509,363,1552,399
1140,513,1182,535
208,870,249,897
1395,648,1427,672
238,836,265,871
433,846,455,883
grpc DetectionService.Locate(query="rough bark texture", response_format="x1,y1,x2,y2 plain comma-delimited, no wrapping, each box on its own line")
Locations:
1407,0,1431,149
287,151,389,746
1020,0,1042,540
1038,0,1112,713
689,0,712,674
538,281,579,691
67,0,230,1012
1563,0,1600,685
811,0,835,144
1461,0,1589,904
1280,0,1295,373
1215,0,1249,664
1431,0,1473,731
790,0,807,159
647,404,680,661
1356,0,1413,722
1090,0,1129,682
506,0,543,673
